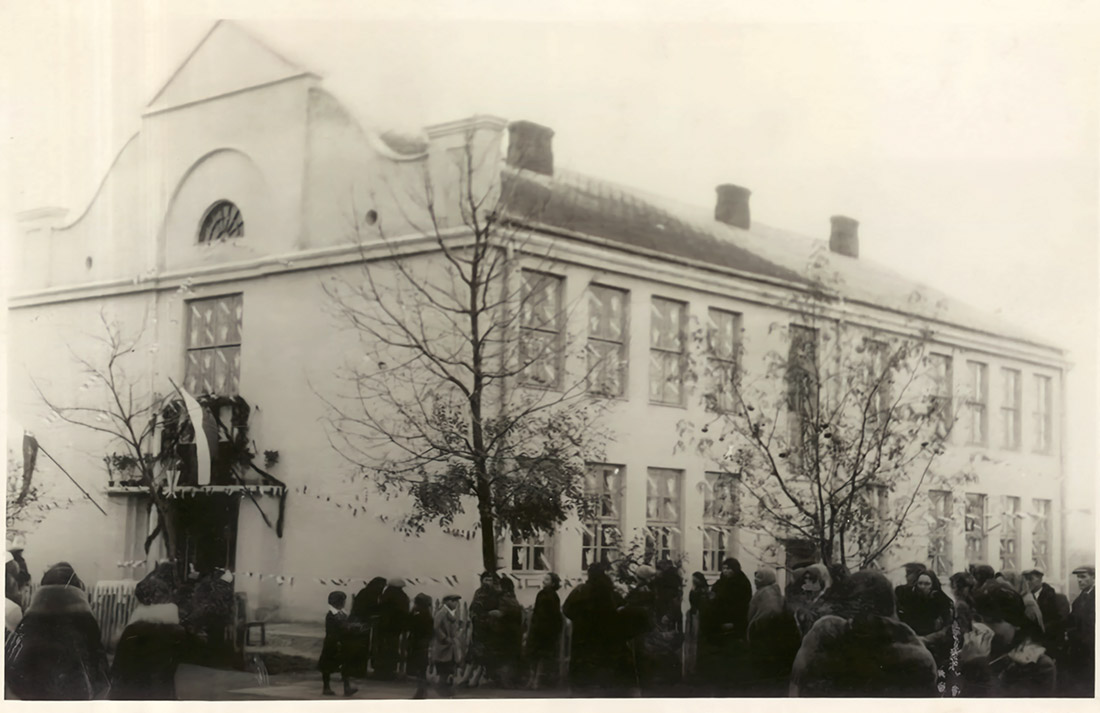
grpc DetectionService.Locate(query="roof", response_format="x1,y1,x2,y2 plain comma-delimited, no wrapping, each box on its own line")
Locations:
500,166,1058,351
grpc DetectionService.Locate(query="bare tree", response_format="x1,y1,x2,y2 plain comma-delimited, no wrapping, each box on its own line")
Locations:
679,265,972,570
322,130,609,571
32,311,183,560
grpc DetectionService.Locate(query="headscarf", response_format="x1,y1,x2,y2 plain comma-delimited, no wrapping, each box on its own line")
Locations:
755,568,777,588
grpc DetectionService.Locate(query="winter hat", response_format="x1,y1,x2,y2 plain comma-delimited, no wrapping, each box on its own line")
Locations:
755,568,777,587
386,577,406,588
635,565,657,582
41,562,84,590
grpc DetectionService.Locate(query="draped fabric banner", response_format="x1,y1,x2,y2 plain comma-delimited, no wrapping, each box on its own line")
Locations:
18,432,39,504
173,380,217,486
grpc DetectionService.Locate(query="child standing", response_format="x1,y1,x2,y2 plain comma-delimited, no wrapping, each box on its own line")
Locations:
430,593,463,697
319,591,358,697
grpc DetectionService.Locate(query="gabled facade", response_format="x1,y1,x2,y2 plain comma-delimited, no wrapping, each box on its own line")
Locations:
7,21,1067,622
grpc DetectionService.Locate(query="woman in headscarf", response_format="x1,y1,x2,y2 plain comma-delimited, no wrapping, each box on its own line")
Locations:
345,576,386,678
791,564,833,636
789,570,937,697
746,567,801,695
526,572,564,689
899,571,954,636
109,574,188,699
5,562,111,700
699,557,753,691
491,577,525,688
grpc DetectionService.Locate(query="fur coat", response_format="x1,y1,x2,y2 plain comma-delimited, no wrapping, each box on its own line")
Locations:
4,584,110,700
109,603,187,700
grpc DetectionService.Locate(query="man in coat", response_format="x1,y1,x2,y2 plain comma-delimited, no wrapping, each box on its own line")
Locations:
562,563,629,696
373,577,410,680
699,557,753,690
893,562,925,625
1023,569,1070,660
4,562,110,700
431,593,464,697
1065,564,1096,697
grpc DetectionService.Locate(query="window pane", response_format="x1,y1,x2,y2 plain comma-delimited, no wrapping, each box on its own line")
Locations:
650,298,683,351
589,285,625,341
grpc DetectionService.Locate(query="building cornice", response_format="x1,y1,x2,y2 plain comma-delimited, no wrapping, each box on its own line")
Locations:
9,226,1067,370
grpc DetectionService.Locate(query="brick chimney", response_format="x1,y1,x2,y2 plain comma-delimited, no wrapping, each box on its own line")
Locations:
507,121,554,176
714,184,751,229
829,215,859,258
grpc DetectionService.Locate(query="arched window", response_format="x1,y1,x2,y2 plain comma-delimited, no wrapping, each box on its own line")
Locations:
198,200,244,243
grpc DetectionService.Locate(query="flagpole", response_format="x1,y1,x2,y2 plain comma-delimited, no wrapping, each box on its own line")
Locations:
34,443,109,517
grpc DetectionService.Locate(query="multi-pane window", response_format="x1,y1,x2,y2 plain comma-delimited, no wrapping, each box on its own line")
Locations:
511,535,552,572
520,271,564,388
587,285,628,397
999,495,1020,572
928,354,953,436
788,326,818,446
1033,375,1053,454
645,468,683,563
1031,498,1052,572
965,493,988,564
928,490,953,578
865,339,892,425
185,294,243,396
702,471,740,572
198,200,244,243
582,464,623,570
1000,368,1021,450
966,361,989,446
649,297,687,405
706,308,741,412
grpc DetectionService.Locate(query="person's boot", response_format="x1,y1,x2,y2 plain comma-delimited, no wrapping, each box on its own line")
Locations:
343,679,359,697
323,673,335,696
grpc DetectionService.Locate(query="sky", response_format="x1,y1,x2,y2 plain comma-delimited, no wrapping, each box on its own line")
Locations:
1,1,1097,551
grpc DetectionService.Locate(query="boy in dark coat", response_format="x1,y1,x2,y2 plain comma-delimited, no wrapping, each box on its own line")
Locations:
4,562,110,700
318,591,358,697
109,574,187,699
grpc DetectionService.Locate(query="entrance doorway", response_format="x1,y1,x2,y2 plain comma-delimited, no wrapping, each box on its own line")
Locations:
174,492,240,576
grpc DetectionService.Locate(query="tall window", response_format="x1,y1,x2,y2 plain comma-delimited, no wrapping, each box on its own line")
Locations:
1000,368,1021,450
1033,375,1053,454
965,493,988,564
645,468,683,562
928,354,953,436
706,308,741,412
928,490,953,577
865,339,892,425
582,464,623,570
511,535,552,572
649,297,686,405
999,495,1021,572
587,285,628,397
520,271,564,388
788,325,818,446
966,361,988,446
702,471,739,572
1031,498,1052,572
185,294,243,395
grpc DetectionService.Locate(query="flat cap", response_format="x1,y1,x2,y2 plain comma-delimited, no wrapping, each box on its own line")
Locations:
1022,569,1044,578
1071,565,1095,576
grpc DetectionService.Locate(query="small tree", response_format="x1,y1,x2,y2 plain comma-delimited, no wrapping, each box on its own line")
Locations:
679,260,972,570
323,129,609,571
32,311,281,574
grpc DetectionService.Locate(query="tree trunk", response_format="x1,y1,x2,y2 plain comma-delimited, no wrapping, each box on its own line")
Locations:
479,511,497,572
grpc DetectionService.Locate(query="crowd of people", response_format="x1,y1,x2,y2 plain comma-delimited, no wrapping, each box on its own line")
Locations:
3,545,1095,700
4,552,236,701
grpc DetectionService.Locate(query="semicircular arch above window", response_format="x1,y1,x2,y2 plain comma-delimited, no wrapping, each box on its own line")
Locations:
198,200,245,243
